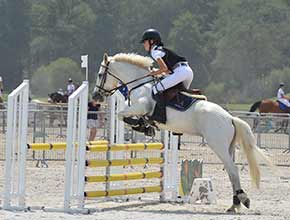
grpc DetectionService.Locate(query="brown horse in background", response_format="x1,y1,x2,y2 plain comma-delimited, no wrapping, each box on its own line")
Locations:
249,99,288,114
249,99,289,133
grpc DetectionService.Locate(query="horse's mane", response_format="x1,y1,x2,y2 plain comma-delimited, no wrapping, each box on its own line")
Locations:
112,53,153,69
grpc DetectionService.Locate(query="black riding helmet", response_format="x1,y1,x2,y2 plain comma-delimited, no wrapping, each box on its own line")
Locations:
140,28,162,44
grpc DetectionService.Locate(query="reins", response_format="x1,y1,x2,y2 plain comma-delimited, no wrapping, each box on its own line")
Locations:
95,63,155,97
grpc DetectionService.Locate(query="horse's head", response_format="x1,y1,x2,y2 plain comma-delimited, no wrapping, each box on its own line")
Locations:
92,53,118,101
92,52,153,101
48,93,53,103
48,92,58,103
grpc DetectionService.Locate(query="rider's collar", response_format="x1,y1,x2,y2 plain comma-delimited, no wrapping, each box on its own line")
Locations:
151,45,162,51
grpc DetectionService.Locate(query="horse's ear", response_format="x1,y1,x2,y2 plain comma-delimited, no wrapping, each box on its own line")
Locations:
103,53,109,65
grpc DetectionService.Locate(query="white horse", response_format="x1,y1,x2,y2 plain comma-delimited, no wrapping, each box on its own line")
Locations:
93,53,272,212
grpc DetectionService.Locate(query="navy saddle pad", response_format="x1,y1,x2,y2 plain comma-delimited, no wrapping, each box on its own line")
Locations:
153,92,198,111
278,101,288,111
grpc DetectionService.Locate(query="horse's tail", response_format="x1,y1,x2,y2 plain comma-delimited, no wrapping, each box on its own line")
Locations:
232,117,274,188
249,101,261,112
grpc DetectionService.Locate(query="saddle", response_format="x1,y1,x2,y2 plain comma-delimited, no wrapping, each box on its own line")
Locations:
153,83,207,111
163,83,204,100
123,84,207,137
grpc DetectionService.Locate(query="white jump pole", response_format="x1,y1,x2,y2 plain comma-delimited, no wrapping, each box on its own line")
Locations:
64,81,88,212
3,80,29,210
162,130,179,202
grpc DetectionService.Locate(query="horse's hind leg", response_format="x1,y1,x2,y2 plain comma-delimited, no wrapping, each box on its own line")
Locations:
206,137,249,212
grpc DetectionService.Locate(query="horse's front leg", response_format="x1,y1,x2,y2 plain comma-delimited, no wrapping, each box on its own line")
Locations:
118,98,152,121
118,99,155,136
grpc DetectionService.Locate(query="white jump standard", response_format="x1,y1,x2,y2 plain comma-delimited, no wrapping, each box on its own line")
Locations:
2,80,179,213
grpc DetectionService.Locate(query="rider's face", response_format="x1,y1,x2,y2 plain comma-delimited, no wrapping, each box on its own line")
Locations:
143,40,150,51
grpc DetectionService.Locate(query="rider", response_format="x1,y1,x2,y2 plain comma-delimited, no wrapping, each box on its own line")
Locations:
140,28,194,123
277,82,290,112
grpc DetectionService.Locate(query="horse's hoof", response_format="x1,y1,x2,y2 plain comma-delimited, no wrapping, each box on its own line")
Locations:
242,198,250,208
226,209,235,213
226,204,240,213
237,192,250,209
226,205,236,213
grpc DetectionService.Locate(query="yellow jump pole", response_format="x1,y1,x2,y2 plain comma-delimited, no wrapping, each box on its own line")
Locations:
85,171,163,182
86,157,164,167
85,186,162,198
86,142,164,152
83,141,166,204
27,140,108,151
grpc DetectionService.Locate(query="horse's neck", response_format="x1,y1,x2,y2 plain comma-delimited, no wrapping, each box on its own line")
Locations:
113,62,151,91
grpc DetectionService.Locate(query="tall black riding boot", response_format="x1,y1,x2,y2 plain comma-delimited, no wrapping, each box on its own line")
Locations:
151,93,167,124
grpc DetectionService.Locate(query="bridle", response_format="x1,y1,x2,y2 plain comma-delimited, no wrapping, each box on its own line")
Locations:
95,61,155,97
94,62,123,96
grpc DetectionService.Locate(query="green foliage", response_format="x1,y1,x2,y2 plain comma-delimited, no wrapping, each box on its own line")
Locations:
31,58,83,96
2,0,290,103
261,67,290,97
213,0,290,93
0,0,30,90
30,0,96,69
169,11,211,87
205,82,225,103
225,103,251,111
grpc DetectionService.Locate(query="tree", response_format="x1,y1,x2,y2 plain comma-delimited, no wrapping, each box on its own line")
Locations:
0,0,30,90
31,57,83,96
168,11,210,87
30,0,96,70
212,0,290,101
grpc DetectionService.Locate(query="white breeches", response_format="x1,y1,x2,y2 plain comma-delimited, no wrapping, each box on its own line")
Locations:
152,65,194,94
278,98,290,107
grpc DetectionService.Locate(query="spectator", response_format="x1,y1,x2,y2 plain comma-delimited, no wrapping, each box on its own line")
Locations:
67,78,75,96
87,99,101,141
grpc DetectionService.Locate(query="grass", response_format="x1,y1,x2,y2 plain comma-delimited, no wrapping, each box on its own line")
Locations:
31,96,50,102
224,103,252,111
